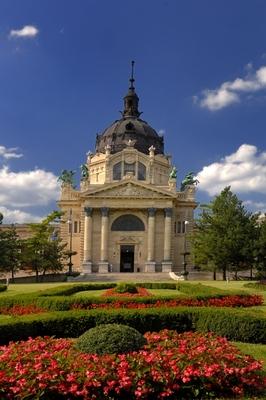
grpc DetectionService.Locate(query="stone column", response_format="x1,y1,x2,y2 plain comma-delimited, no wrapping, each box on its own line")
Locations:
99,207,109,273
162,208,173,272
82,207,93,274
145,208,156,272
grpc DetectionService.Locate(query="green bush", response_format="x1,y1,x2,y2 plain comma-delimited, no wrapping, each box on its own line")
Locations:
38,283,116,296
115,282,138,294
137,282,177,290
0,285,7,293
0,307,265,345
75,323,147,354
244,282,266,291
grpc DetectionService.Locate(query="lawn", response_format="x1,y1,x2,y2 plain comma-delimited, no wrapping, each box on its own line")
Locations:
234,342,266,371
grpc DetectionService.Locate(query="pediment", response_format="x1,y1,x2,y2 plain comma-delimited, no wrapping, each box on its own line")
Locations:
82,180,175,199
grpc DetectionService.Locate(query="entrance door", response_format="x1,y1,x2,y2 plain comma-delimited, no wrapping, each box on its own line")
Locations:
120,245,134,272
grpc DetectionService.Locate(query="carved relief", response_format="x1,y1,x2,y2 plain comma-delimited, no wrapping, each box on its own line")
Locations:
124,155,136,164
91,183,171,198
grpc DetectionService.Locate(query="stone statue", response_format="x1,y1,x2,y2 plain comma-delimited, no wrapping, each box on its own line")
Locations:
180,172,199,191
169,166,177,179
58,169,75,187
80,163,89,180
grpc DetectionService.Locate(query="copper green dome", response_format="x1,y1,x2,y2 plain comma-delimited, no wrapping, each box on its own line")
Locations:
95,62,164,155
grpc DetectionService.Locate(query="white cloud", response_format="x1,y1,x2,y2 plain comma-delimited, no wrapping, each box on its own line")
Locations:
196,144,266,195
197,64,266,110
0,146,23,160
243,200,266,212
0,206,42,224
0,165,60,208
200,89,239,111
158,129,166,135
9,25,39,38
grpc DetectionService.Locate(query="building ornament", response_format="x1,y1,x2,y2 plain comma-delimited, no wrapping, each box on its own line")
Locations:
147,208,156,217
101,207,109,217
164,208,173,217
84,207,93,217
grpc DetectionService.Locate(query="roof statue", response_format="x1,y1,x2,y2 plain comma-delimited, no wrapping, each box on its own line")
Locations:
58,169,75,187
169,166,177,179
80,163,89,180
180,172,199,191
95,61,164,155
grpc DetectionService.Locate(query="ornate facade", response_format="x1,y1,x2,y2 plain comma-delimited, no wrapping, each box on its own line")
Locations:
58,67,197,273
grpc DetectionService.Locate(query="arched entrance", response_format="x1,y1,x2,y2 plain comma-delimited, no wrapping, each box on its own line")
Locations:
111,214,145,273
120,245,134,272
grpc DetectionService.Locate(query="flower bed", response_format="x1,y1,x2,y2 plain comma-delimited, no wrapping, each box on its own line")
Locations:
102,287,151,297
0,330,265,399
71,294,263,310
0,304,47,316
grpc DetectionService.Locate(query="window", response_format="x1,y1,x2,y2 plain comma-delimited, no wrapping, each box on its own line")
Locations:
124,162,136,176
111,214,145,231
138,162,146,180
74,221,78,233
176,221,186,234
113,162,122,180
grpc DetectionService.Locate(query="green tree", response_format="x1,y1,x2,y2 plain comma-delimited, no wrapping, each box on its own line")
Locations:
0,225,21,281
20,211,67,282
254,217,266,279
191,187,255,280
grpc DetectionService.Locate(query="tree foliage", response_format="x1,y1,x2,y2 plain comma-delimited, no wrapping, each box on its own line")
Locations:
20,211,67,281
191,187,256,280
0,225,21,281
254,217,266,278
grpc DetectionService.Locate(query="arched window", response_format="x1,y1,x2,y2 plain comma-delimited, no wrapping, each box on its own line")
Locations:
138,162,146,180
113,162,122,180
124,162,136,176
111,214,145,231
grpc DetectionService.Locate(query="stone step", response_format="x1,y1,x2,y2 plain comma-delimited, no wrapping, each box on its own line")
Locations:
67,271,223,282
68,272,173,282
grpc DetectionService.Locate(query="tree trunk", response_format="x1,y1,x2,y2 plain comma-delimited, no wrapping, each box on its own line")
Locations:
213,269,216,280
250,265,253,280
35,269,39,283
222,267,226,281
11,268,15,283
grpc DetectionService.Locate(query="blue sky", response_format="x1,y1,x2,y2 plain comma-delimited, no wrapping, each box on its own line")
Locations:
0,0,266,222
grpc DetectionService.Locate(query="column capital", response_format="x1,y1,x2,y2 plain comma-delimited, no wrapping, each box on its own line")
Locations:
84,207,93,217
147,208,156,217
101,207,109,217
164,208,173,217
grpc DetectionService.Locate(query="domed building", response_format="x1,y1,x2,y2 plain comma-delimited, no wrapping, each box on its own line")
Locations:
58,65,197,274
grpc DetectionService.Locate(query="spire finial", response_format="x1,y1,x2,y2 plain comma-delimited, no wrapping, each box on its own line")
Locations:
130,60,135,89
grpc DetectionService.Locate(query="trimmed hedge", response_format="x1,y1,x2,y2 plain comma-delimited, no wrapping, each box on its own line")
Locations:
0,307,265,345
115,282,138,293
0,285,7,293
244,282,266,291
37,283,116,296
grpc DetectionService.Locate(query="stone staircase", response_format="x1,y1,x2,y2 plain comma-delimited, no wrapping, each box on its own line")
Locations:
68,272,173,282
68,270,223,282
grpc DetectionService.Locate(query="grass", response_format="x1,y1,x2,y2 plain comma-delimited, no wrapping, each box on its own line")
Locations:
0,283,70,297
72,289,107,297
234,342,266,371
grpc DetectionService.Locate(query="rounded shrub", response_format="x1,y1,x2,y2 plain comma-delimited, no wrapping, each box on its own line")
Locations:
75,323,147,354
0,285,7,293
115,282,138,294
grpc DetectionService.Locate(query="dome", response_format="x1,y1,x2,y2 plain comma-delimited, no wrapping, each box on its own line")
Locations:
95,116,164,155
95,62,164,155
